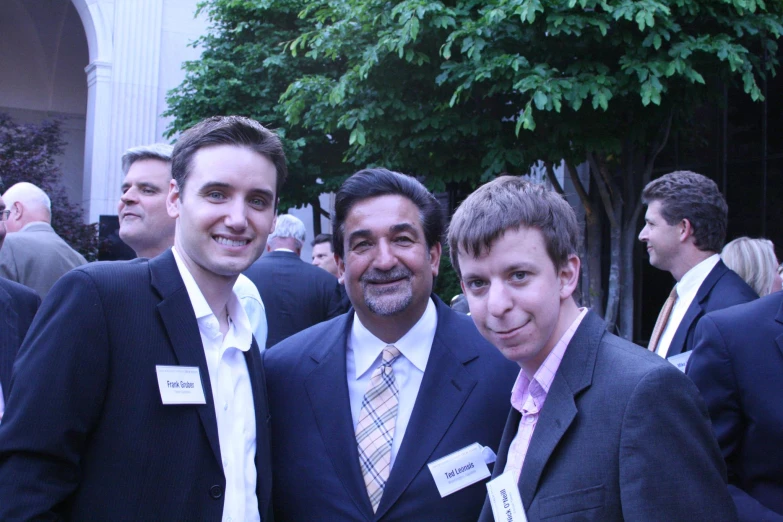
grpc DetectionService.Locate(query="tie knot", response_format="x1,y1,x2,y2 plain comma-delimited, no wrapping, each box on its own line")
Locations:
382,345,401,366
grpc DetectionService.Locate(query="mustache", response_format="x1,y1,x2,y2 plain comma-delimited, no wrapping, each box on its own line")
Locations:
360,267,412,284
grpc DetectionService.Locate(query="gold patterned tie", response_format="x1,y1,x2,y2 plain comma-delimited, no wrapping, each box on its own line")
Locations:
648,286,678,352
355,345,401,512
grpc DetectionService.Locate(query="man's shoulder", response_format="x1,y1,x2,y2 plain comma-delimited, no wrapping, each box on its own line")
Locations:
0,276,40,305
702,260,758,306
265,313,350,367
65,258,151,291
594,330,679,384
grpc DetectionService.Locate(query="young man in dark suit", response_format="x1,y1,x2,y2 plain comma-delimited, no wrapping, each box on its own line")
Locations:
639,171,757,359
688,295,783,521
264,168,518,521
0,116,286,521
0,192,40,422
448,176,736,521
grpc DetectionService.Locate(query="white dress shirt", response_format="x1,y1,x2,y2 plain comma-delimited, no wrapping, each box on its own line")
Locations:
347,298,437,470
233,274,268,351
656,254,720,358
173,248,260,522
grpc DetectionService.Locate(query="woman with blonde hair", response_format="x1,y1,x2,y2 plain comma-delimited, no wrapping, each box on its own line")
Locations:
721,237,782,297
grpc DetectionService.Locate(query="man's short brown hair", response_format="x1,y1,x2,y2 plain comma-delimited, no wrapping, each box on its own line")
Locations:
447,176,580,279
641,171,727,253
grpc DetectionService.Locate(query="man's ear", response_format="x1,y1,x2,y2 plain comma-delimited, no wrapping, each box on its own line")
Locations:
559,254,581,300
679,218,695,242
429,242,442,277
166,179,180,219
337,255,346,280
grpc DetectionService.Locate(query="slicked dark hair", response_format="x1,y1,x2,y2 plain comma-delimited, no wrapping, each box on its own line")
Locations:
171,115,288,198
642,171,727,253
311,233,333,249
448,176,580,279
332,168,443,259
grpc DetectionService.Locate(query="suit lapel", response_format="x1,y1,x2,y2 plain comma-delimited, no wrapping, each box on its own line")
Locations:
376,300,479,519
668,262,725,357
151,251,222,466
244,340,272,516
304,314,374,519
517,311,602,507
0,284,20,402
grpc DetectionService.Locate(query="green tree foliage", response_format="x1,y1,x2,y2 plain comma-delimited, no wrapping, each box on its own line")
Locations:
165,0,350,210
167,0,781,333
0,114,98,260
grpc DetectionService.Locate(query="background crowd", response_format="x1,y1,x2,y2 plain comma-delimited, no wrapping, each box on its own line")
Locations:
0,115,779,521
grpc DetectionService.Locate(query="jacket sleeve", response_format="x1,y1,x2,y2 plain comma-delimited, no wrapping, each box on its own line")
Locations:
619,363,737,521
689,316,783,522
0,269,110,520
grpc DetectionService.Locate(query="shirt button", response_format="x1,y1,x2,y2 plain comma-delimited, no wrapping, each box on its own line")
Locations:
209,485,223,499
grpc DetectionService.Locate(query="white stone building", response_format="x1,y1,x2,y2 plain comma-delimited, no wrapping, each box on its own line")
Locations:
1,0,327,260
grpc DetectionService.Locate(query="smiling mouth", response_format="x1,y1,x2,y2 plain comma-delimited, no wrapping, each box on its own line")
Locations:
214,236,249,247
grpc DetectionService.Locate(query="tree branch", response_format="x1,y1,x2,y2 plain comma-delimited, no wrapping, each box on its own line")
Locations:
587,152,619,229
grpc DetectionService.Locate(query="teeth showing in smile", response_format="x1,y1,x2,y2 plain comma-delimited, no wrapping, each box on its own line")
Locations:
214,236,248,247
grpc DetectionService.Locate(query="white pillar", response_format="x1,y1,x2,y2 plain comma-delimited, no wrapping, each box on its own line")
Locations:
83,61,113,221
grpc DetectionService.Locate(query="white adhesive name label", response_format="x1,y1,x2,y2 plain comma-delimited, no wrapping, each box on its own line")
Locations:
155,365,207,405
487,472,527,522
427,442,491,497
667,351,692,373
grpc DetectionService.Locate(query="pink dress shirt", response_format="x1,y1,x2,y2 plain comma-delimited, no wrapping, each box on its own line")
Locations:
503,308,588,483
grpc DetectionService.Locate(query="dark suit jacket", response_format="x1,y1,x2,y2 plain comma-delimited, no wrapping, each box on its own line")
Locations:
667,259,757,358
0,250,273,521
688,293,783,521
244,250,346,348
264,296,519,521
0,222,87,299
0,278,40,404
478,311,736,522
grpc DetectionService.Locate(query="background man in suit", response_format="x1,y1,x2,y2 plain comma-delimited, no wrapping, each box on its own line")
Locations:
264,168,518,521
0,191,40,423
118,142,268,347
0,116,286,520
244,214,344,348
688,295,783,521
639,171,757,359
0,182,86,298
448,176,735,522
312,232,340,277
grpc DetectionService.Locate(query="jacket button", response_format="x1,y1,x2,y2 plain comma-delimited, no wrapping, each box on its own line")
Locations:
209,485,223,499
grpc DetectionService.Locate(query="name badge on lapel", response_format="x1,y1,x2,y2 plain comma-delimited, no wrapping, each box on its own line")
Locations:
427,442,491,497
155,365,207,405
486,472,527,522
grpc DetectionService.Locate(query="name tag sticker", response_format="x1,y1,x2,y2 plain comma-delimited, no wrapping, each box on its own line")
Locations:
487,472,527,522
427,442,491,497
155,365,207,405
667,351,692,373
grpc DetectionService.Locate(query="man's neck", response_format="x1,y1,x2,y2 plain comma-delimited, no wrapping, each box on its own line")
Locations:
356,299,429,345
672,250,716,282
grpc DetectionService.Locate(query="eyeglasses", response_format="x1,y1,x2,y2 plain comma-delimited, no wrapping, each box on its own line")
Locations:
0,210,10,222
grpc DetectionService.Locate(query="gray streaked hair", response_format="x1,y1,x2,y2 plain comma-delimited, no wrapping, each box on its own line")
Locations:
121,143,174,175
721,237,776,297
269,214,306,247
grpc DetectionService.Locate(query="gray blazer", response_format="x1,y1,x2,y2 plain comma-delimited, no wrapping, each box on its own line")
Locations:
478,311,737,522
0,222,87,299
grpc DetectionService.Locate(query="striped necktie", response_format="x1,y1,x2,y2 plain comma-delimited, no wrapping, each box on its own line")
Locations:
648,286,678,352
355,345,401,512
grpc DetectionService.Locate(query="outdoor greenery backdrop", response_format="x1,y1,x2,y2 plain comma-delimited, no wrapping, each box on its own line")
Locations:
166,0,782,336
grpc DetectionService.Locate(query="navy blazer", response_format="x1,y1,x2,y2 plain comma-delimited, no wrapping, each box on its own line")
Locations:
478,311,736,522
666,260,757,358
688,293,783,521
264,296,519,521
244,250,346,348
0,251,273,521
0,278,40,403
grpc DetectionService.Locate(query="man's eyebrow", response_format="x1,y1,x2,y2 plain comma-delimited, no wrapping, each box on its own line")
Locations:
347,229,372,244
390,223,419,236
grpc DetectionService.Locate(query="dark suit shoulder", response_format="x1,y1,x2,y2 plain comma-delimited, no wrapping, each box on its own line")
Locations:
704,263,758,311
597,330,685,384
264,313,350,368
0,277,41,309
